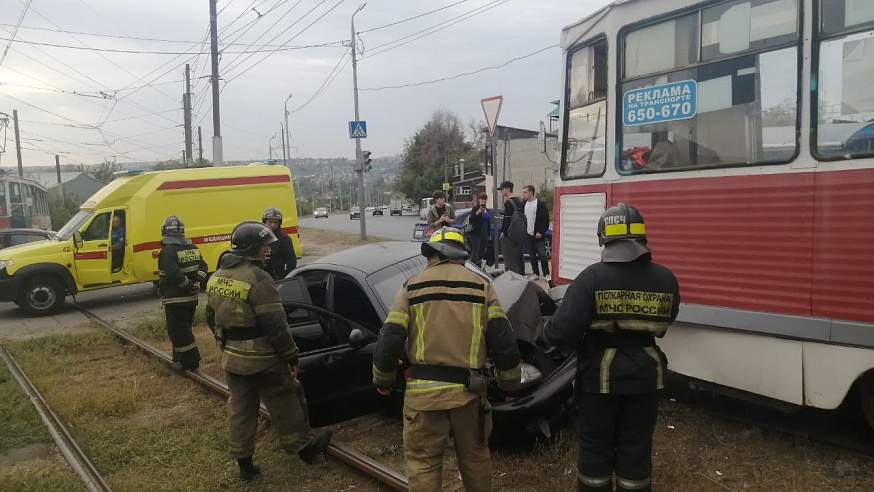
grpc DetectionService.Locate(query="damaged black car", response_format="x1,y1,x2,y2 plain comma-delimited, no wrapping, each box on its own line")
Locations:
276,241,576,441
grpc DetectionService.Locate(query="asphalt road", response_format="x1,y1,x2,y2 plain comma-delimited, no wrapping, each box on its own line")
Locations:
299,210,426,241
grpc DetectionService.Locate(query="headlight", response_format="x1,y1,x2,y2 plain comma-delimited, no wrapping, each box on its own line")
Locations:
0,259,13,269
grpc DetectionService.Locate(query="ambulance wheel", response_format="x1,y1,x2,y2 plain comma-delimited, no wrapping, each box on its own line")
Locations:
861,372,874,431
18,276,65,316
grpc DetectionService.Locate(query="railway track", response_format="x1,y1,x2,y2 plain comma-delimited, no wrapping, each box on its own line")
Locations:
75,303,409,491
0,345,113,492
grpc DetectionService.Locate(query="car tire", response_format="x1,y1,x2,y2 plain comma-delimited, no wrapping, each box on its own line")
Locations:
18,276,65,316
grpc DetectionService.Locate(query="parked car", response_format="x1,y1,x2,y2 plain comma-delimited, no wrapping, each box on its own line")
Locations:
275,241,575,440
349,206,361,220
372,207,383,216
314,207,329,219
0,228,56,250
413,208,552,259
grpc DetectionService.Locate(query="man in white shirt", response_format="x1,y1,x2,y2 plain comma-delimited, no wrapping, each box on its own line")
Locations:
521,185,550,280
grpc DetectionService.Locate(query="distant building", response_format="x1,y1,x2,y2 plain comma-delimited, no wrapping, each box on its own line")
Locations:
31,172,106,200
449,110,560,209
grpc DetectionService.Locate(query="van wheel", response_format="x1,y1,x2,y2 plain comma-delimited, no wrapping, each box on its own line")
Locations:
861,372,874,431
19,276,66,316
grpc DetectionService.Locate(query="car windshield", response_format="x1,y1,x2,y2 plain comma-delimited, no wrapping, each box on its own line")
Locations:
351,207,360,212
56,210,93,240
316,208,326,212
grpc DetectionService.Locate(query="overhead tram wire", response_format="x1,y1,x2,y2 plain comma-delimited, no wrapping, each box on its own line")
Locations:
0,0,32,68
361,0,508,59
219,0,310,76
0,91,181,159
17,3,182,108
361,44,558,91
288,49,350,115
223,0,345,83
357,0,469,34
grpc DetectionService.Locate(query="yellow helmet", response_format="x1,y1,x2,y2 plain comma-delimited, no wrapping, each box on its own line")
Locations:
421,226,469,259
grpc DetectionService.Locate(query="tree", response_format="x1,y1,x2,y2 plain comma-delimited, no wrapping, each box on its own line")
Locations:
396,110,476,202
48,193,82,230
152,159,184,171
77,159,121,184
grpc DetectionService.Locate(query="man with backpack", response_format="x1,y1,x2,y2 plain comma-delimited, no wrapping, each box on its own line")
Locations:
498,181,526,275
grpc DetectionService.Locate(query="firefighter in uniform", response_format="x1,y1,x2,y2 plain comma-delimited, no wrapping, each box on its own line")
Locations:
543,203,680,492
372,226,522,492
205,221,331,482
158,215,207,371
261,207,297,279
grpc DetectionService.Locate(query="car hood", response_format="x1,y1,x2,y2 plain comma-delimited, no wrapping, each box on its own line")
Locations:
492,271,558,346
0,238,59,257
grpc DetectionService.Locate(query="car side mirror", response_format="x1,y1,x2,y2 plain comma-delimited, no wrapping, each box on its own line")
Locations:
349,328,376,348
73,231,83,250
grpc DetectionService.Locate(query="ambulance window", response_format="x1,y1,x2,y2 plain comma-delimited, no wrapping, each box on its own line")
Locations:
331,275,381,331
82,212,110,241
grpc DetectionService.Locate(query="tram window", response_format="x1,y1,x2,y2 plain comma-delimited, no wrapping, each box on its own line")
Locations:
815,30,874,158
821,0,874,34
620,48,798,172
624,14,697,79
701,0,798,61
563,38,608,179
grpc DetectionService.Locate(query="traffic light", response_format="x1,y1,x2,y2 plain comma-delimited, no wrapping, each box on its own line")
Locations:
363,150,372,173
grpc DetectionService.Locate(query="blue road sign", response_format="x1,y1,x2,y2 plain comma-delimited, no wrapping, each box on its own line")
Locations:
349,120,367,139
622,80,697,127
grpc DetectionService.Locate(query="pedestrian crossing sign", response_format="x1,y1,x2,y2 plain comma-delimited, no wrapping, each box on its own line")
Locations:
349,120,367,139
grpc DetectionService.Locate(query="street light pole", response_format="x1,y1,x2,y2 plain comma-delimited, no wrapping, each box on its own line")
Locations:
269,134,276,160
284,94,293,169
351,3,367,239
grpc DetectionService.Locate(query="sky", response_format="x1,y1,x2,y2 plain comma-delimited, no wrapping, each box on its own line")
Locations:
0,0,612,168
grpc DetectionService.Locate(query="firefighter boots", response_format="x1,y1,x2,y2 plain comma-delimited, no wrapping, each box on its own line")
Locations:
298,429,332,464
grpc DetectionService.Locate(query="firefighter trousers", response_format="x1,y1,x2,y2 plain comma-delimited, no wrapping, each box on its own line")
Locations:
576,391,660,492
403,398,493,492
225,368,312,459
164,303,200,369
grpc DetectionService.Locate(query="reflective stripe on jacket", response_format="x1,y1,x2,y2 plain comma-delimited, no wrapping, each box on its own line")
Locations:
545,257,680,394
205,258,299,375
372,257,521,411
158,242,208,305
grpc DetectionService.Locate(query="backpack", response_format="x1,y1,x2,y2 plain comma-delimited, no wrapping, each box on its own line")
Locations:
506,198,528,245
461,214,475,234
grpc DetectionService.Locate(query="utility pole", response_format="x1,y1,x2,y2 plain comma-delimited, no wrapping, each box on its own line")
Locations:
209,0,222,166
198,126,203,164
55,155,63,198
184,64,193,167
12,109,22,175
281,126,287,166
351,3,367,239
284,94,293,169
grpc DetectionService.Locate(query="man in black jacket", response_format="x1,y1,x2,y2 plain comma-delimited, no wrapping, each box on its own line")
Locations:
522,184,550,280
261,207,297,279
543,203,680,492
158,215,208,371
498,181,525,274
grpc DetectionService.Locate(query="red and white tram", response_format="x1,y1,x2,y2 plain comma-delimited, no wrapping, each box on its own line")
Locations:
553,0,874,427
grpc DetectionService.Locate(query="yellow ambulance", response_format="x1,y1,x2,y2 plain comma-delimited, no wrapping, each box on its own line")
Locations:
0,165,299,315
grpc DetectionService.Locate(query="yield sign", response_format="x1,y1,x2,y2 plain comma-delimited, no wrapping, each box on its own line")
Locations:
481,95,503,136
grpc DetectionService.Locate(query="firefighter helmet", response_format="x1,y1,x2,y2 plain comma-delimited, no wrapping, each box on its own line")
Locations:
161,215,190,245
262,207,283,223
421,226,469,259
597,202,651,262
230,221,276,257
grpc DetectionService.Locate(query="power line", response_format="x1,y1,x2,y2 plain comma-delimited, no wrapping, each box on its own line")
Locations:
0,36,346,55
361,44,557,91
362,0,508,59
223,0,345,83
0,0,32,68
221,0,311,76
357,0,469,34
288,48,350,114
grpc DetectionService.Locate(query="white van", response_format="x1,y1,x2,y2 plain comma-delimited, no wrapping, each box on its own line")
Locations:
419,198,434,220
